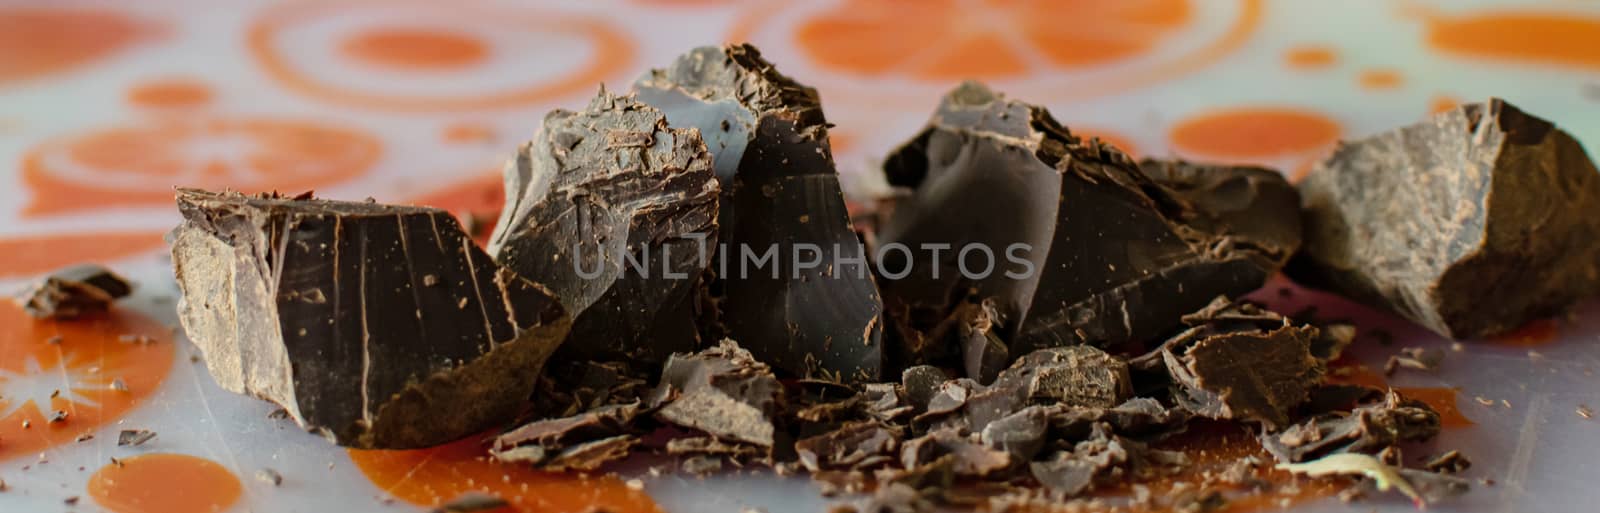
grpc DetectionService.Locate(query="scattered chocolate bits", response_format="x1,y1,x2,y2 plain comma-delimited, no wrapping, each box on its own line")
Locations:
256,468,283,486
1293,98,1600,339
14,264,132,319
1260,391,1441,463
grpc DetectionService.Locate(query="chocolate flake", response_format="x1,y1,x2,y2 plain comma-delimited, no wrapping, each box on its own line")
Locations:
431,491,510,513
15,264,132,319
117,429,156,446
878,82,1297,360
488,88,718,366
651,340,781,446
492,402,641,469
1424,450,1471,474
170,189,571,448
1152,297,1324,429
1293,98,1600,339
635,44,885,381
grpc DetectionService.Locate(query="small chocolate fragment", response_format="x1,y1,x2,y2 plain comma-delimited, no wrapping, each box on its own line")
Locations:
796,421,901,472
1294,98,1600,339
948,346,1133,433
492,402,641,469
16,264,132,319
635,44,884,381
171,189,571,448
1424,450,1471,474
651,340,781,447
117,429,155,447
431,491,510,513
1262,391,1441,463
900,428,1012,478
488,89,719,365
1149,297,1323,429
879,82,1295,360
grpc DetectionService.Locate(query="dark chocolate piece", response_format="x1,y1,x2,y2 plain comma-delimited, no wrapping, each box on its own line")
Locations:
634,44,884,381
944,346,1133,433
1144,297,1323,429
16,264,132,319
879,82,1293,361
488,89,719,364
1293,98,1600,338
651,340,781,446
900,427,1012,478
1261,391,1441,463
171,189,570,448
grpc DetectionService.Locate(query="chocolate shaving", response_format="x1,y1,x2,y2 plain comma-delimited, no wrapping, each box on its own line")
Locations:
431,491,510,513
1151,297,1324,429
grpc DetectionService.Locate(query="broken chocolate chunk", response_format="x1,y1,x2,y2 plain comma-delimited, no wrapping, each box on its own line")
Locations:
16,264,132,319
1293,98,1600,339
634,44,884,381
116,429,156,447
1261,390,1441,463
651,339,781,446
943,346,1133,433
901,428,1012,478
171,189,570,448
1145,297,1323,429
879,82,1293,360
488,88,719,365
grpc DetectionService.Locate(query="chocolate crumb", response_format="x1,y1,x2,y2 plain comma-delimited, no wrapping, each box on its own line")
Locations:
1579,405,1594,419
431,491,509,513
1424,450,1471,474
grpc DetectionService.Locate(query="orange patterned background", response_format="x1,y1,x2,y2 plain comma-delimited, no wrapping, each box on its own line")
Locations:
2,1,1599,512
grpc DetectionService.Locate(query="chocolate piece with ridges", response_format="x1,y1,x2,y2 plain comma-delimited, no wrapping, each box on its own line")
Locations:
634,44,884,381
880,82,1289,360
1149,297,1323,429
171,189,570,448
489,89,718,364
1293,98,1600,338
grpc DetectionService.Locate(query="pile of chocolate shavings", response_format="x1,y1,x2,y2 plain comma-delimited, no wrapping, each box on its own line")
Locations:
486,298,1469,511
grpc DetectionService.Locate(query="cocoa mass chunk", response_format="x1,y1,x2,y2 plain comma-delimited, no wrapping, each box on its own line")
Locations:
634,44,884,381
879,81,1295,362
488,89,719,365
171,189,570,448
1293,98,1600,338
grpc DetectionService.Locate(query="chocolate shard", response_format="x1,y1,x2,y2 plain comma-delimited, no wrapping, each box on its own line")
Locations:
949,346,1133,433
796,421,902,472
1153,297,1324,429
487,88,719,364
1261,390,1441,463
1293,98,1600,339
171,189,570,448
879,82,1291,360
650,339,781,446
901,427,1012,478
634,44,885,381
16,264,132,319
